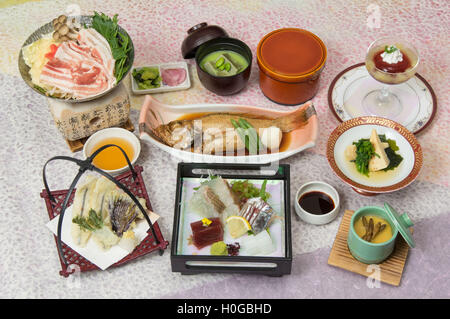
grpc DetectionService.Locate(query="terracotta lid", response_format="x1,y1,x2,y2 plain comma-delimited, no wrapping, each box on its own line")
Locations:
181,22,229,59
257,28,327,82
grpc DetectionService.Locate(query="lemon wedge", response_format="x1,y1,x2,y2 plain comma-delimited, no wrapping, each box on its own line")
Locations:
226,216,251,239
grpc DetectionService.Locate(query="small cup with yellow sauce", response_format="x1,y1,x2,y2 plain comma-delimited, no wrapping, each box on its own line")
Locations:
83,127,141,175
347,203,415,264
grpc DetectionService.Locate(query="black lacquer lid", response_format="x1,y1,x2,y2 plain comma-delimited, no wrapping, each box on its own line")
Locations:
181,22,228,59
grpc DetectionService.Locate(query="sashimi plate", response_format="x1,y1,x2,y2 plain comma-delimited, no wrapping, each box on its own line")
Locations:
138,96,318,164
176,178,285,257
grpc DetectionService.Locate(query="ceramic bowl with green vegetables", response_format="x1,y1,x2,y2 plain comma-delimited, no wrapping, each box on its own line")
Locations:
326,116,422,196
194,37,252,96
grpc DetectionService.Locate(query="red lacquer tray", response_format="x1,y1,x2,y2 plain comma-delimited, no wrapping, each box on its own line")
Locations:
40,165,169,277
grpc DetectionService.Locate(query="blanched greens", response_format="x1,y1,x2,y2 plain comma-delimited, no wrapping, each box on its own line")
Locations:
351,135,403,176
91,12,132,82
352,139,379,176
231,118,263,155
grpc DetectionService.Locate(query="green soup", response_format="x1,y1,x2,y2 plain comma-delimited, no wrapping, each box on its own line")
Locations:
200,50,249,77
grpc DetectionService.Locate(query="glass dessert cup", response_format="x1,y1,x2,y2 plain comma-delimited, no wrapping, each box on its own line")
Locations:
363,37,419,119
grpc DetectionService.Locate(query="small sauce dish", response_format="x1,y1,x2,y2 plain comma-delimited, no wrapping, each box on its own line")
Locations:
83,127,141,175
295,181,340,225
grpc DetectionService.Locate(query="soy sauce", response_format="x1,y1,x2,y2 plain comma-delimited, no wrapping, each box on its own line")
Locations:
298,191,335,215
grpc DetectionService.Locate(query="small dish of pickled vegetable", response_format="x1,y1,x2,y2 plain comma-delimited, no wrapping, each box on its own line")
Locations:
132,66,162,90
131,61,191,94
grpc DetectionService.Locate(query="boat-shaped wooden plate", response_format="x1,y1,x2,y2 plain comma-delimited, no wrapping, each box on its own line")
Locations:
326,117,422,195
138,96,318,164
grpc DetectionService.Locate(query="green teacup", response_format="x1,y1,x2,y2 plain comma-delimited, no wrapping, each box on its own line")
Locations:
347,204,414,264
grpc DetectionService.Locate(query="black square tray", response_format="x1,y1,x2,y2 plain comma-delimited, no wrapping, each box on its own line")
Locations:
171,162,292,276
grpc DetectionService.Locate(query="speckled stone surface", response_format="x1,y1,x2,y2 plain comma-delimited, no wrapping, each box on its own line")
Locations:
0,0,449,299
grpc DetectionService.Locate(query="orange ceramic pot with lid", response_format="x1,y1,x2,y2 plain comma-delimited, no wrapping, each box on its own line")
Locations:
257,28,327,105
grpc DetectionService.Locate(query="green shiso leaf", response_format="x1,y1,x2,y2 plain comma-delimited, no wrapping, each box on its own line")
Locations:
72,209,103,232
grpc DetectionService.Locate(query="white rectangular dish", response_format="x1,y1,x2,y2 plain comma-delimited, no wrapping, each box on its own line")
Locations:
131,61,191,94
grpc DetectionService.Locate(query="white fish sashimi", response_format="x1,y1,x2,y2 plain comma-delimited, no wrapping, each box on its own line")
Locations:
188,177,241,223
208,177,241,223
240,230,275,256
188,185,222,219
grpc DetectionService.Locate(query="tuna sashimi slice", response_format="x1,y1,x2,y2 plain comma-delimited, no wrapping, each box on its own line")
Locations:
190,217,223,249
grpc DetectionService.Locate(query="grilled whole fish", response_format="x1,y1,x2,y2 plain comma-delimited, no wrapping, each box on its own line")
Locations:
152,101,313,154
